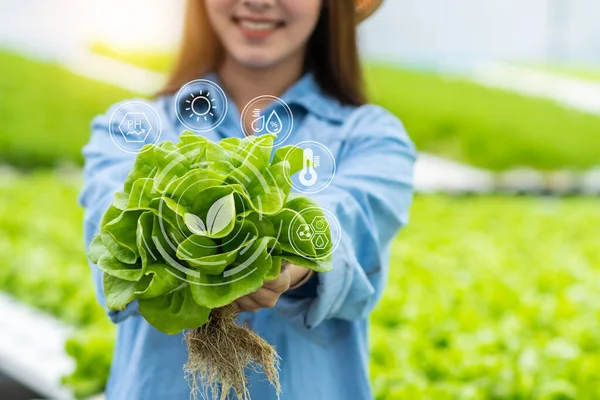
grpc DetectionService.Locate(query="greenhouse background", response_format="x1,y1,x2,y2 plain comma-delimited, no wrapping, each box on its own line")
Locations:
1,0,600,399
4,0,600,63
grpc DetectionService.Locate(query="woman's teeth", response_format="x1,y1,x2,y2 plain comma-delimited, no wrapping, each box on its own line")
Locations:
239,20,279,31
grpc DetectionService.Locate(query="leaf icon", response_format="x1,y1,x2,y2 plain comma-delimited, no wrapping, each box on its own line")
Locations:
184,213,207,236
205,193,236,238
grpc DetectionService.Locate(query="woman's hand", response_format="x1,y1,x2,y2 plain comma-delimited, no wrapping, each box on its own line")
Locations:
232,264,314,313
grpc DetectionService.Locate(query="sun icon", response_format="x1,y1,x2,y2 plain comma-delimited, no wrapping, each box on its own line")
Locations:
175,79,228,132
185,90,217,122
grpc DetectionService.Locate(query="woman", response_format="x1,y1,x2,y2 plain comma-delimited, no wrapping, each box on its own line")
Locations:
80,0,416,399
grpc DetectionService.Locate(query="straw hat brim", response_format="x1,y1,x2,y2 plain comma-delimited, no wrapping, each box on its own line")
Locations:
356,0,383,22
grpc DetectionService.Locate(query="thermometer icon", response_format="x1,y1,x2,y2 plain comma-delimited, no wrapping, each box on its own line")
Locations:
299,148,319,187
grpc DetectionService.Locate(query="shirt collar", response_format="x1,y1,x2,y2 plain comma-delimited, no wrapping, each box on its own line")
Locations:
281,73,350,124
202,71,349,126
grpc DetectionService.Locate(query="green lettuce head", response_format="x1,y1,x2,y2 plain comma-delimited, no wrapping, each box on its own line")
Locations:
88,132,333,335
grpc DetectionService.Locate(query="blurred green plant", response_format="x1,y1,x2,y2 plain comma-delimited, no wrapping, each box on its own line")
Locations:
371,195,600,400
365,65,600,171
2,173,600,399
0,50,136,169
0,172,100,324
0,171,114,397
62,321,114,397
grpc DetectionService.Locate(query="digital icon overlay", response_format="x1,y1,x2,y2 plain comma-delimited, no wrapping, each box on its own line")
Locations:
288,208,341,261
240,95,293,147
251,108,283,135
286,141,336,194
109,101,162,154
175,79,228,132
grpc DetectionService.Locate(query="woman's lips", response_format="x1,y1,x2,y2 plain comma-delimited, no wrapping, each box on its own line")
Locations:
234,17,284,40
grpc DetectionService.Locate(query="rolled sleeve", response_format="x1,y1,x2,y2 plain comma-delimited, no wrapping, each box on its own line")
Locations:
277,105,416,330
307,233,375,327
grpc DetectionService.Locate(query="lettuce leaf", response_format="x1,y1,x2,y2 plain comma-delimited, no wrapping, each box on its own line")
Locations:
89,132,333,334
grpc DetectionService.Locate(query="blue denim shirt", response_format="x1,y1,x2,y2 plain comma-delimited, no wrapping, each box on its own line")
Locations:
79,73,416,400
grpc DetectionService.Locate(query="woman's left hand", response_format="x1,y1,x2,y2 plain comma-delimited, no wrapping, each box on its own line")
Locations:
232,264,313,313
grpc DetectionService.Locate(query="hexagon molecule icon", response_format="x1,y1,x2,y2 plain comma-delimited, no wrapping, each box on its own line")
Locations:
311,216,328,233
296,224,314,241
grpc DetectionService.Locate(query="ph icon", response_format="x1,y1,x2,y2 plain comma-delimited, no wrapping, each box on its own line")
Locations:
108,101,163,154
118,112,153,143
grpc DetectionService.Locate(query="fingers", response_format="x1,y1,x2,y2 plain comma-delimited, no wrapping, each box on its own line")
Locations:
247,288,282,309
233,265,293,313
262,264,291,293
234,296,262,313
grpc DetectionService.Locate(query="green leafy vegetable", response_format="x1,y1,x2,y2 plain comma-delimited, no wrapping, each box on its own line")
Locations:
88,132,333,334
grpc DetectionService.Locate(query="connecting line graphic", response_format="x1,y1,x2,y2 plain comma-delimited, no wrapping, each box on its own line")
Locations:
126,129,146,136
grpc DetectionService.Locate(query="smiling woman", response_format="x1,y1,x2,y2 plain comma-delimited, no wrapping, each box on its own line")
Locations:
80,1,416,400
208,0,321,65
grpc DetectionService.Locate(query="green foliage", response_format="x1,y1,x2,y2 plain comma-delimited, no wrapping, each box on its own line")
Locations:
0,171,104,326
0,50,136,169
92,132,332,334
371,195,600,400
366,65,600,170
61,320,114,397
1,174,600,398
0,171,115,398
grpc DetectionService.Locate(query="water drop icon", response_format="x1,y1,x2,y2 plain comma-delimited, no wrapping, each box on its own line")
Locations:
313,234,326,249
266,110,282,134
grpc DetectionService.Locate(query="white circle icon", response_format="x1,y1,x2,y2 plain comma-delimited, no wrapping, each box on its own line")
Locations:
108,101,162,154
285,141,336,194
175,79,228,132
240,95,293,147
